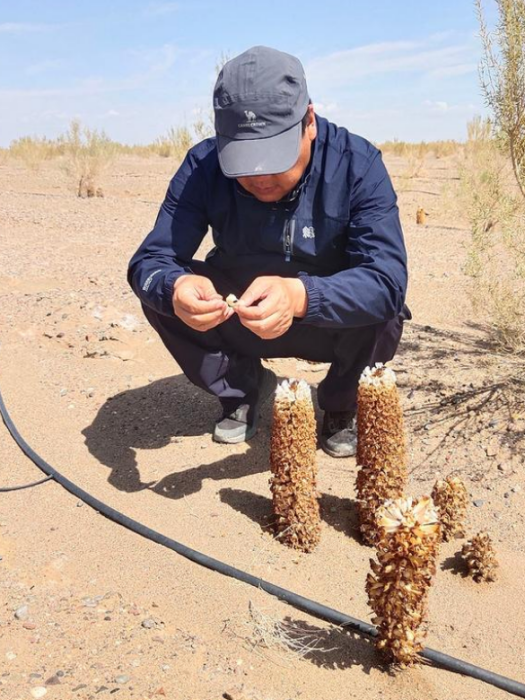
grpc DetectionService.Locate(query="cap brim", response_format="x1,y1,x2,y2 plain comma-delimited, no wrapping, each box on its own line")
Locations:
217,122,302,178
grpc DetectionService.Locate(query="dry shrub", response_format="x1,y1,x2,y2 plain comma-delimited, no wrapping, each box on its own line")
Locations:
246,601,337,662
153,126,193,159
462,116,525,352
477,0,525,200
379,139,461,159
60,119,117,196
465,1,525,352
8,135,63,170
401,151,426,181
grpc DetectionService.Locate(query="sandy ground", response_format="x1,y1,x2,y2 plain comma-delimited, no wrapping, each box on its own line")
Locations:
0,152,524,700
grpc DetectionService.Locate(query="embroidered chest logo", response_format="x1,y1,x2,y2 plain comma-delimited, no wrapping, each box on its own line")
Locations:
244,110,257,121
302,225,315,239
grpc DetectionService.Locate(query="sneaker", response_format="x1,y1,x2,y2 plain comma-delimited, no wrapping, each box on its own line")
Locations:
213,368,278,444
320,410,357,458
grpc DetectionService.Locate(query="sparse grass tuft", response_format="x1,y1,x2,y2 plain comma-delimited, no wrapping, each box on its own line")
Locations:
9,135,63,170
152,126,194,159
245,601,338,662
379,139,461,159
59,120,117,197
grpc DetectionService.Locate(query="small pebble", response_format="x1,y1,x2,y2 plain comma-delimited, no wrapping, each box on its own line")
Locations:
14,605,29,620
6,652,16,661
473,499,484,507
511,485,522,494
45,674,61,686
23,622,37,630
115,674,130,684
141,618,156,629
30,688,47,699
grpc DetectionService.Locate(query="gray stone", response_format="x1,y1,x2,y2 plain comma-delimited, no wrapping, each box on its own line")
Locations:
115,675,130,684
472,499,484,507
45,675,61,686
141,618,156,629
14,605,29,620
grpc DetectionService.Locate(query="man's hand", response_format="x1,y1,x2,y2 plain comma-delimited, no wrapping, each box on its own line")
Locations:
173,275,233,331
235,276,307,339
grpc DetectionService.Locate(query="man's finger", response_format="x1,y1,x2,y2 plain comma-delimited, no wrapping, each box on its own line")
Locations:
239,310,282,333
236,303,267,321
238,278,272,308
187,307,229,329
182,297,226,315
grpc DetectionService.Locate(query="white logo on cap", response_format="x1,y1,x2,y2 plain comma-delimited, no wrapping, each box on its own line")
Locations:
244,110,257,121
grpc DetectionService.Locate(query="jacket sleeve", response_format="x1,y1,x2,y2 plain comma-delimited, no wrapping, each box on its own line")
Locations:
127,148,209,317
298,149,407,328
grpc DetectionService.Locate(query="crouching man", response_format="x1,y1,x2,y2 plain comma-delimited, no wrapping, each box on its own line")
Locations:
128,46,410,457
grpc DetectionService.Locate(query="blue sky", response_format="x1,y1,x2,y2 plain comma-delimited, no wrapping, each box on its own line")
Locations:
0,0,498,146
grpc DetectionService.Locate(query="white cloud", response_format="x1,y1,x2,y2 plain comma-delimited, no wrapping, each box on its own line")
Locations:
0,22,54,34
423,99,450,112
423,99,478,113
305,34,478,91
25,59,61,76
428,62,478,78
144,2,179,16
128,43,180,74
314,101,338,115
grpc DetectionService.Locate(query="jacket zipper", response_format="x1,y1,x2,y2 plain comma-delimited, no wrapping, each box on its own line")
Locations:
283,218,295,262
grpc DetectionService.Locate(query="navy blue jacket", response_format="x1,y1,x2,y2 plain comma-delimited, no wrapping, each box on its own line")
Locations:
128,115,407,328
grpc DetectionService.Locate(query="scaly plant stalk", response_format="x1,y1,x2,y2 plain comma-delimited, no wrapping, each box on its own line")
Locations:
270,379,320,552
431,476,469,541
366,497,441,666
355,364,407,545
461,531,499,582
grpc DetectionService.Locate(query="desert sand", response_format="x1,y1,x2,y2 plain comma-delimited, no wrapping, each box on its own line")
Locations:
1,152,524,700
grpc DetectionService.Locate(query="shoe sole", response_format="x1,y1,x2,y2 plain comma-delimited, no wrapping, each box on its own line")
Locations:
320,441,357,458
213,424,258,444
213,369,277,445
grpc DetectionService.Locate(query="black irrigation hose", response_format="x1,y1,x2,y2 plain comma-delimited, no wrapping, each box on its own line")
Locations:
1,387,525,698
0,475,53,492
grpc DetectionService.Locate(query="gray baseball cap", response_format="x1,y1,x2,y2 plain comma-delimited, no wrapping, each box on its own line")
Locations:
213,46,309,178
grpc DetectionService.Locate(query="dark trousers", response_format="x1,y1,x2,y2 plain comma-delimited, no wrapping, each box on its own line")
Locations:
141,261,408,413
